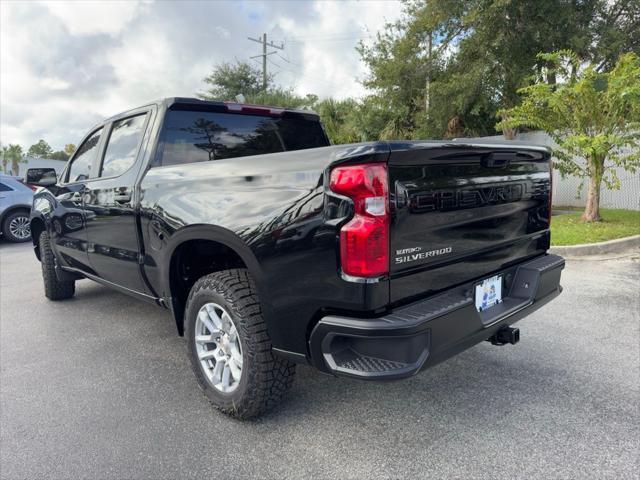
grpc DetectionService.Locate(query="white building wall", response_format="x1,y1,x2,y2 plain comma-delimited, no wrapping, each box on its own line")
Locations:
4,156,67,178
480,131,640,211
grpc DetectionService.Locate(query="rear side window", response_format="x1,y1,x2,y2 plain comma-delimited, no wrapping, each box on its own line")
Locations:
68,128,102,182
156,110,328,167
157,111,283,166
276,115,328,150
101,113,147,178
0,182,13,192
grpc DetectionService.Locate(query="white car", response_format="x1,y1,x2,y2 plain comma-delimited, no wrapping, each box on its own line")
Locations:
0,174,34,242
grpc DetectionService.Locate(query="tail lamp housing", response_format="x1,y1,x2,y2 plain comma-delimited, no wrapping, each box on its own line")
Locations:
329,163,389,279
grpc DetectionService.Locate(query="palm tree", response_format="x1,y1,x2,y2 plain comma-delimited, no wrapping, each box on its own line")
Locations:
5,144,25,176
0,145,7,174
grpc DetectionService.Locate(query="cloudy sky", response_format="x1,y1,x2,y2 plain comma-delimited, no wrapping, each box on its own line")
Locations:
0,0,402,151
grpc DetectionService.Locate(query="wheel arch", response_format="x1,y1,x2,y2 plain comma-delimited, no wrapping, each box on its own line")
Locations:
29,216,46,260
164,225,267,336
1,205,32,242
1,204,31,229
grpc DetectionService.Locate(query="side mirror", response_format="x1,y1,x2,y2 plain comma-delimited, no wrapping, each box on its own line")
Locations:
26,168,58,186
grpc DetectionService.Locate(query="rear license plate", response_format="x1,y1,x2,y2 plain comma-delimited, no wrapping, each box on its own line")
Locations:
475,275,503,312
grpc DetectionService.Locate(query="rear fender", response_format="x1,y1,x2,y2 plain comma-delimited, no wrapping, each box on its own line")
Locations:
162,225,268,334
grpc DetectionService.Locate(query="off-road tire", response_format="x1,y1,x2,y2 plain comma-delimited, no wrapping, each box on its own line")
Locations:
185,269,296,419
2,210,31,242
39,231,75,300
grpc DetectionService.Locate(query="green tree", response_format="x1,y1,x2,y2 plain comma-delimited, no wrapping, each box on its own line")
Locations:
198,61,318,111
314,97,400,144
588,0,640,71
27,139,53,158
49,151,69,161
249,88,318,110
358,0,638,140
497,51,640,222
64,144,76,156
4,144,25,176
314,98,361,144
198,61,272,101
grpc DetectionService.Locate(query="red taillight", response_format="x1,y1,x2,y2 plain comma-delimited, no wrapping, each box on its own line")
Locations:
330,163,389,278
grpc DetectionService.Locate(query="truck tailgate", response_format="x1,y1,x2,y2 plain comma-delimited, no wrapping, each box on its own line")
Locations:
388,141,552,304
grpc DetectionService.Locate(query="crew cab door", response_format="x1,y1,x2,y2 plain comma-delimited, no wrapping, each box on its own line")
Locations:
83,107,154,294
50,127,106,272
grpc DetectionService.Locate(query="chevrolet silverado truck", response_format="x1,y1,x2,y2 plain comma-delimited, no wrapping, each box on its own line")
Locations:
29,97,564,419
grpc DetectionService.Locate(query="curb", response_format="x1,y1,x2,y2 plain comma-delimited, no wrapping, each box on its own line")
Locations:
549,234,640,257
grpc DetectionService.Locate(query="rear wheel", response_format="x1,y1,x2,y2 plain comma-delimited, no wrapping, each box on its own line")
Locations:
2,210,31,242
39,231,75,300
185,269,295,419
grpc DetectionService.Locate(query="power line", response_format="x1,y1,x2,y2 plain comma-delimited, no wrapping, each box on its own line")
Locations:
272,31,369,41
275,53,302,68
247,33,284,91
266,57,285,71
284,37,371,44
264,58,344,90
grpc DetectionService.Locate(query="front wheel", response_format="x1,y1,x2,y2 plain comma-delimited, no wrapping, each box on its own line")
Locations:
39,231,75,300
185,269,295,419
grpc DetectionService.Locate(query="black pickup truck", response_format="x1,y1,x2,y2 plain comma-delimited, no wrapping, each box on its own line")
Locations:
29,97,564,418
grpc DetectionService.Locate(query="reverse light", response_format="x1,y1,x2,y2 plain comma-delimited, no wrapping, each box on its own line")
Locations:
330,163,389,279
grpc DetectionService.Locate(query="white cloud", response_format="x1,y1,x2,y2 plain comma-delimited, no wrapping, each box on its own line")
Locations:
0,0,403,151
40,0,145,36
271,0,402,99
214,26,231,39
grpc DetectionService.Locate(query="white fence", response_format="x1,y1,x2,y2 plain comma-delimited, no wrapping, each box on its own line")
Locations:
480,131,640,211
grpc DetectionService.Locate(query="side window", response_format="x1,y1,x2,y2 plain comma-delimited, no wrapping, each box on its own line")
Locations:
67,128,102,182
156,110,284,167
0,182,14,192
100,113,148,178
276,116,329,150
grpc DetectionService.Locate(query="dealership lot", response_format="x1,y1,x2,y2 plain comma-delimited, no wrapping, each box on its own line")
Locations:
1,241,638,480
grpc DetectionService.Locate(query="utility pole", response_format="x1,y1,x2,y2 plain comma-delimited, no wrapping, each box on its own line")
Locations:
248,33,284,91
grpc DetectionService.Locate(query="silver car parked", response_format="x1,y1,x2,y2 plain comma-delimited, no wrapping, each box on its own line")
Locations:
0,174,34,242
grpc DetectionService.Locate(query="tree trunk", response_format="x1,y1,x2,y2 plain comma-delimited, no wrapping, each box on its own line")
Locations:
502,126,517,140
500,114,517,140
11,159,20,177
582,156,603,222
444,115,463,139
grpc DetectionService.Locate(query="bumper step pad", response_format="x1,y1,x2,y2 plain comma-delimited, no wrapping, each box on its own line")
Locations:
334,350,408,373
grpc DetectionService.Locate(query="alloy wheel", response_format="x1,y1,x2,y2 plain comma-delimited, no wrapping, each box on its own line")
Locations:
194,302,243,393
8,216,30,240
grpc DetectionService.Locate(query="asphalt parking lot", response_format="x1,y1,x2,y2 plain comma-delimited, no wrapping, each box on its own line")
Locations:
1,241,638,480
